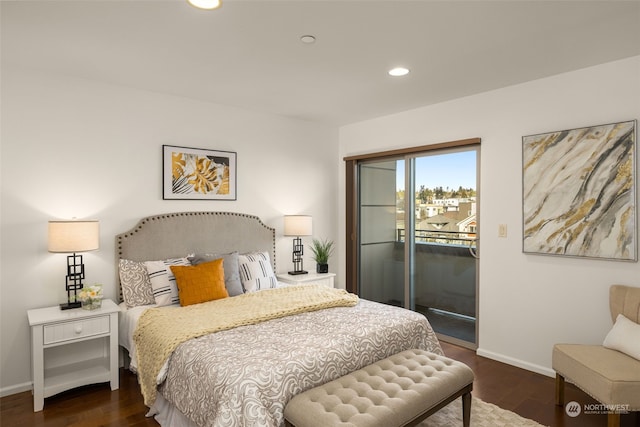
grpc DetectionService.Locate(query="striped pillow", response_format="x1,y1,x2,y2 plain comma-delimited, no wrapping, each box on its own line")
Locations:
238,252,277,292
144,257,191,306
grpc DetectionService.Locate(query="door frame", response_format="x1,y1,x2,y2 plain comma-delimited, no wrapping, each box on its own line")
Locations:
344,137,481,346
344,137,480,293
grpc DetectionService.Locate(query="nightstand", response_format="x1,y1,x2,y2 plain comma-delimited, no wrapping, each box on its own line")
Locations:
27,299,119,412
277,272,336,288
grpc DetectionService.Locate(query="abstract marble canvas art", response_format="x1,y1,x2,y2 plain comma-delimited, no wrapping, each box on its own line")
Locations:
522,120,636,261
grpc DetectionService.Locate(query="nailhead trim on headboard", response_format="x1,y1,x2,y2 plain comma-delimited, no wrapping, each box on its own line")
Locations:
115,212,276,303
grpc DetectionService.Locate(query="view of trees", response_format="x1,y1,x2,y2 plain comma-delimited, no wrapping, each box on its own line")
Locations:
397,185,476,204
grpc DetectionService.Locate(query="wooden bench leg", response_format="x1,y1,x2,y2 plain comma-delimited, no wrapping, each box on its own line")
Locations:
555,373,565,406
607,413,620,427
462,392,472,427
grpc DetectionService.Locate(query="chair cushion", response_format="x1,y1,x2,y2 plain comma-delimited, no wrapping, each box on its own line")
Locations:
553,344,640,410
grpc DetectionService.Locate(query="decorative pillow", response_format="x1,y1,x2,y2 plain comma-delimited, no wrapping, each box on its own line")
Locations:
144,257,191,306
119,259,155,308
170,258,228,306
238,251,278,292
603,314,640,361
189,252,243,296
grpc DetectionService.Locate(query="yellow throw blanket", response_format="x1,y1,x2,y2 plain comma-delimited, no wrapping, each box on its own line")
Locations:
133,285,359,406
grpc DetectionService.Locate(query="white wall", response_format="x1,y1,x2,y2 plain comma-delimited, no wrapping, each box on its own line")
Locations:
0,65,339,395
338,56,640,376
3,56,638,398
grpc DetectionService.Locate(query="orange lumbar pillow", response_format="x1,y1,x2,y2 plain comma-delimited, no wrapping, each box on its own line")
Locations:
170,258,229,306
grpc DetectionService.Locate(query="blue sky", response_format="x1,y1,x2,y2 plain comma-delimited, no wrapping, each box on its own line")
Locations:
396,151,477,191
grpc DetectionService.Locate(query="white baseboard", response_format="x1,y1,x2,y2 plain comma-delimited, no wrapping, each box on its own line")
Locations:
476,347,556,378
0,381,32,398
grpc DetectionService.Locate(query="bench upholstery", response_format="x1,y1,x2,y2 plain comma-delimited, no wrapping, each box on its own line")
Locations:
284,349,474,427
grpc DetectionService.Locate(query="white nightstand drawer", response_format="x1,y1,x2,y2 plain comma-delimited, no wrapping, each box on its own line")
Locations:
43,316,110,345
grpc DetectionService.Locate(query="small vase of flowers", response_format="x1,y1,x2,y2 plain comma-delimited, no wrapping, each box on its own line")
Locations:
79,284,103,310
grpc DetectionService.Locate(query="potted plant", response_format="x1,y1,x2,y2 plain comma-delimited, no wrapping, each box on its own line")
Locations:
310,238,334,273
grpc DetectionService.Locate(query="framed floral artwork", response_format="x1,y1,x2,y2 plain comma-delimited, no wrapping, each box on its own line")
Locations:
522,120,636,261
163,145,237,200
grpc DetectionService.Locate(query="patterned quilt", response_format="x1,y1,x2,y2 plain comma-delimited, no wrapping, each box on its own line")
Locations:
134,285,359,406
154,297,442,427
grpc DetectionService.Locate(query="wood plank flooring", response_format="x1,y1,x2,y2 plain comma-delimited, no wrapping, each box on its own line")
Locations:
1,342,637,426
441,342,638,427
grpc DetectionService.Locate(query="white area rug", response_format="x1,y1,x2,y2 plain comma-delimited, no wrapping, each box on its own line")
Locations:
420,396,547,427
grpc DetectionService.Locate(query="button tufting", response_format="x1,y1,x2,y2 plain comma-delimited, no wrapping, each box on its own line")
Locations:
284,349,474,427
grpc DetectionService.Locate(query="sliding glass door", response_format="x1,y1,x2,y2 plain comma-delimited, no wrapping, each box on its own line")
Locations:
358,159,405,306
356,146,479,347
411,150,478,345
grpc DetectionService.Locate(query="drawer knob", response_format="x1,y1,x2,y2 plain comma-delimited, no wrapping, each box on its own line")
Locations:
75,325,83,334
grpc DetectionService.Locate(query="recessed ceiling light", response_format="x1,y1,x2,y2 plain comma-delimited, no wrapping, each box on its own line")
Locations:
187,0,222,10
300,35,316,44
388,67,410,77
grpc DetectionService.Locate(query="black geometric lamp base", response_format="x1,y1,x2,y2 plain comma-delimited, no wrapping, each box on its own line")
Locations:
60,301,82,310
289,236,308,275
60,253,85,310
288,269,308,275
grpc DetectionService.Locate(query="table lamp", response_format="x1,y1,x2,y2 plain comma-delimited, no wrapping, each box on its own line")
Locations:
284,215,312,275
48,219,100,309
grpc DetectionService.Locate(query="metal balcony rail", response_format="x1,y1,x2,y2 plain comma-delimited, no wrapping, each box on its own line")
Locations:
396,228,477,247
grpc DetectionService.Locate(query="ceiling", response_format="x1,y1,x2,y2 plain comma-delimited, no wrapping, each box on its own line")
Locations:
3,0,640,126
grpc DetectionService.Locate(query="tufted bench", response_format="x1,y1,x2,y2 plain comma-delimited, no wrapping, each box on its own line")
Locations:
284,349,474,427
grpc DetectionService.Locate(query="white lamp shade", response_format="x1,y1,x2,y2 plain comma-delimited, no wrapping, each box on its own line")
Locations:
48,220,100,253
284,215,312,237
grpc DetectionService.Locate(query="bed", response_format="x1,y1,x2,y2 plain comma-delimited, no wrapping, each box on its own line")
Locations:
116,211,443,427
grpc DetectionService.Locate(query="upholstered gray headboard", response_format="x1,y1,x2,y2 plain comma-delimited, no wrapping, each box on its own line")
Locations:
115,211,276,301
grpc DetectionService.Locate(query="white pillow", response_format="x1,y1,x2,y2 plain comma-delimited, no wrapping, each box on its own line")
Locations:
144,257,191,306
603,314,640,361
238,252,277,293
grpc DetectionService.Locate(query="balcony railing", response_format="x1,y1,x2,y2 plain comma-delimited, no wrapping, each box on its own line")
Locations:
396,229,476,248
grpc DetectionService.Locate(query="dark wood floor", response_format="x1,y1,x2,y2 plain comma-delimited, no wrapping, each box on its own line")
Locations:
441,342,638,427
1,342,637,426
